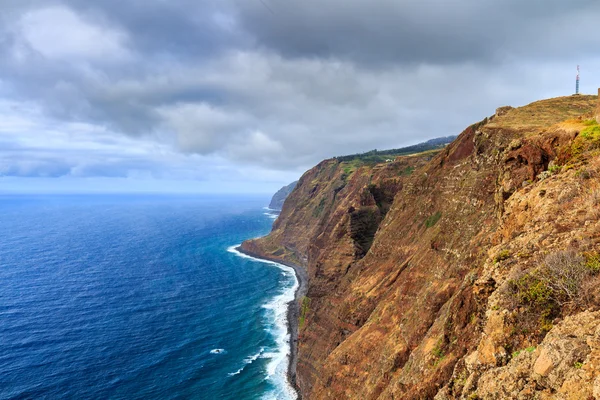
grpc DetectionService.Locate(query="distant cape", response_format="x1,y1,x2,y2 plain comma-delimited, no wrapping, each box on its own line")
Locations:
269,181,297,210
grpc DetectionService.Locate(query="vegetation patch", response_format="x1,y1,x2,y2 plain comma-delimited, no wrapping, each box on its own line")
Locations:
508,250,600,339
299,297,311,330
548,164,562,174
335,137,455,165
581,119,600,139
401,166,415,176
312,198,326,217
431,338,446,366
494,250,511,263
585,252,600,273
569,120,600,162
424,211,442,228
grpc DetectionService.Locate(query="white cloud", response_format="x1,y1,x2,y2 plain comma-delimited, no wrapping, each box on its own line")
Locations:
17,6,130,63
157,102,251,154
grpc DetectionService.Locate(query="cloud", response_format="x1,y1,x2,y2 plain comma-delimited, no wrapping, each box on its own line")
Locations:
235,0,600,65
16,6,130,63
0,0,599,192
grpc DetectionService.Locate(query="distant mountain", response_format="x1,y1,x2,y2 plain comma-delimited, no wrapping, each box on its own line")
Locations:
269,181,298,210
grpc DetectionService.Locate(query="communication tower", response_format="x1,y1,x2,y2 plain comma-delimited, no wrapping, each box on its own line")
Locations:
576,65,580,95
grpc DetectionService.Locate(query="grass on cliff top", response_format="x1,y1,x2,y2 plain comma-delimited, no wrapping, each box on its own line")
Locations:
565,119,600,164
487,95,597,130
335,136,455,166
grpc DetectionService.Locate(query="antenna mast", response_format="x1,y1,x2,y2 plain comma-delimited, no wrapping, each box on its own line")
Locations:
576,65,580,95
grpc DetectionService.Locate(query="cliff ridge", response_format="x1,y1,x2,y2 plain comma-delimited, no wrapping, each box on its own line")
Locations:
243,94,600,399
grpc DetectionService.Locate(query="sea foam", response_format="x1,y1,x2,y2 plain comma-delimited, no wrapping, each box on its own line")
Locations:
263,212,278,220
227,347,264,376
227,245,299,400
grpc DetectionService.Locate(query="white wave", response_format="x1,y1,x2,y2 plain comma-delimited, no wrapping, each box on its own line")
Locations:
263,212,278,220
228,244,299,400
210,348,226,355
227,347,265,377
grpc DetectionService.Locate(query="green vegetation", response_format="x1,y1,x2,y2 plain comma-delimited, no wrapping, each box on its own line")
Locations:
431,338,446,366
511,346,535,359
312,198,326,217
512,274,553,307
424,211,442,228
548,164,562,174
569,120,600,162
574,361,583,369
494,250,511,263
581,119,600,140
335,136,455,165
585,253,600,273
401,166,415,176
508,251,600,336
299,297,311,330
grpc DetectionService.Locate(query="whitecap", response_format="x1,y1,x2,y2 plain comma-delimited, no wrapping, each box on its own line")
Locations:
228,244,299,400
227,347,265,377
210,348,226,355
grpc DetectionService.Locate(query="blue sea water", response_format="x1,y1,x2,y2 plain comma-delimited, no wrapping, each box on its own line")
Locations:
0,194,297,400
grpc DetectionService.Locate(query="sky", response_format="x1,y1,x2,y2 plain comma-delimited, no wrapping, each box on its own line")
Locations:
1,0,599,194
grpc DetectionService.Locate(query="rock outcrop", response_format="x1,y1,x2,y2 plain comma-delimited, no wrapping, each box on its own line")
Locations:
243,94,600,399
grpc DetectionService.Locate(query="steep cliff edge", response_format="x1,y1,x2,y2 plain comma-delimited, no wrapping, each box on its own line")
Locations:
243,94,600,399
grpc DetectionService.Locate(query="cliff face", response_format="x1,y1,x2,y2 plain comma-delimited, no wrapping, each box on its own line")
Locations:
269,181,298,210
243,94,600,399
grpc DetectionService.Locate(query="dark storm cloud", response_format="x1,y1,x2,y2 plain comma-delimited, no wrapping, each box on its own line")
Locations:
0,0,599,179
236,0,600,65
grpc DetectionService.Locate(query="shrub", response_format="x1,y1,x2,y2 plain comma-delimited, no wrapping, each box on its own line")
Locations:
512,273,553,306
508,250,600,337
494,250,511,263
548,164,561,174
538,251,587,306
425,211,442,228
585,253,600,273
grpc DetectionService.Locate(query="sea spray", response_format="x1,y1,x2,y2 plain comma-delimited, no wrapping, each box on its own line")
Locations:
227,245,299,400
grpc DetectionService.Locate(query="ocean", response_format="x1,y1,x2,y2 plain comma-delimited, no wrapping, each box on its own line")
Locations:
0,194,298,400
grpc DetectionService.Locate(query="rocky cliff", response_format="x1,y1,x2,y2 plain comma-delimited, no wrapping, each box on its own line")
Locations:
269,181,298,210
242,94,600,399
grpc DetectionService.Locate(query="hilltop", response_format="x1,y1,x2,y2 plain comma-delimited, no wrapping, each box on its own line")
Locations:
242,93,600,399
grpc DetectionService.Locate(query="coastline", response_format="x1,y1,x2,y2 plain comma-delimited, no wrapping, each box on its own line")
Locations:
235,245,308,400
